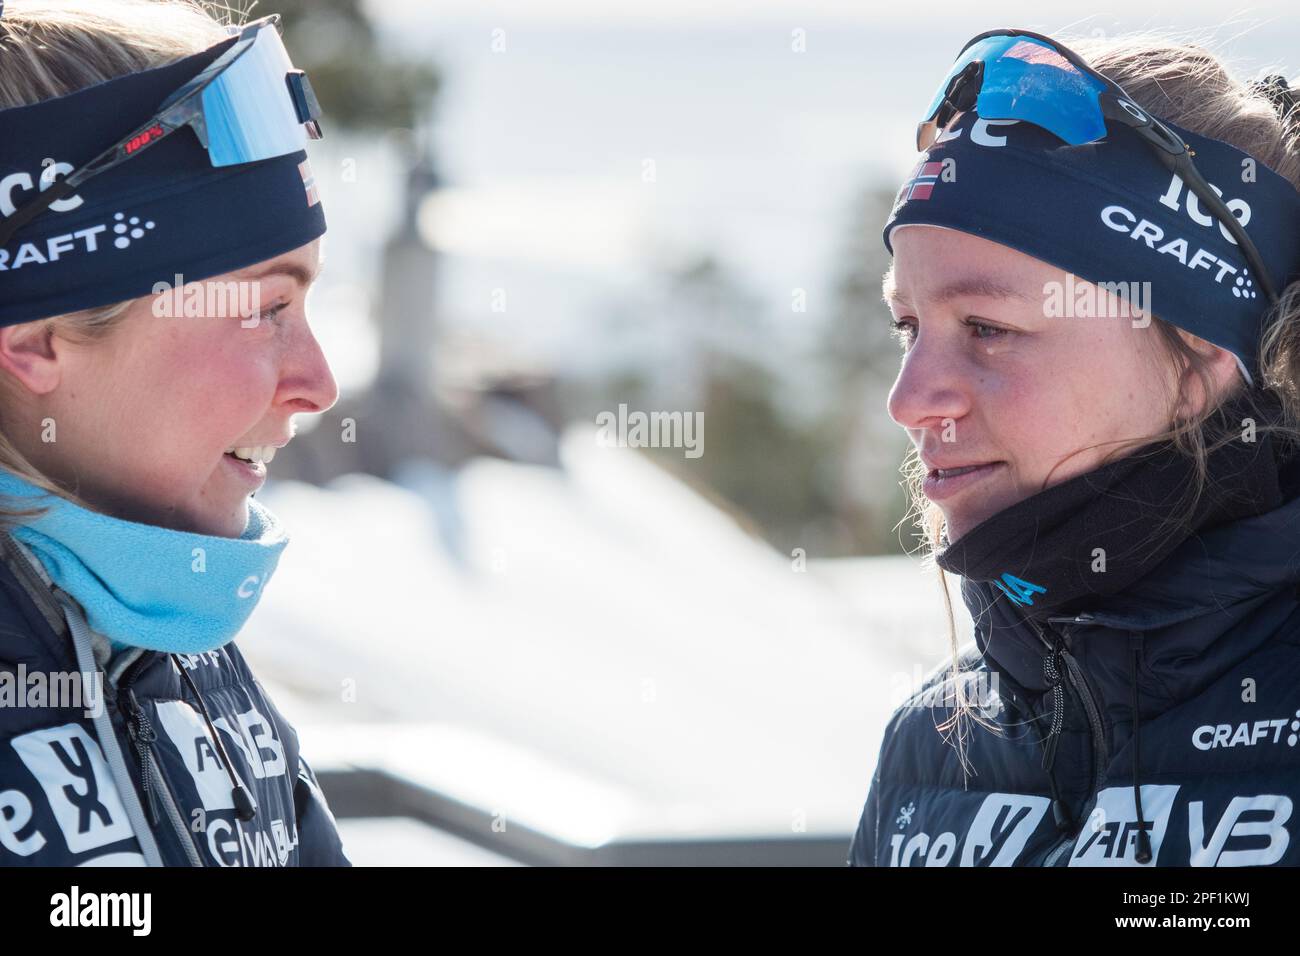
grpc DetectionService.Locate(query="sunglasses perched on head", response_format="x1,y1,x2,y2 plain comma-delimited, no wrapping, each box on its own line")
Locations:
917,28,1278,305
0,14,322,249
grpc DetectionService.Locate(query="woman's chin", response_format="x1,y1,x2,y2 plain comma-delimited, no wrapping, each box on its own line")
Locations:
209,500,251,539
942,517,967,545
941,505,992,545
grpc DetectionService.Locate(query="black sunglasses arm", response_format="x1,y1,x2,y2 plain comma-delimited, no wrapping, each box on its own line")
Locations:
0,109,193,250
0,179,78,249
1158,148,1280,305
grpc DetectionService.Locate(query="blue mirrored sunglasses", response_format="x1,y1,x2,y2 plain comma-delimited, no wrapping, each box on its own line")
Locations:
916,28,1279,305
0,14,322,248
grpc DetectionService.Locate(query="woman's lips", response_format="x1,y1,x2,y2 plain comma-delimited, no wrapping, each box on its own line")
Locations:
922,461,1004,501
222,451,267,489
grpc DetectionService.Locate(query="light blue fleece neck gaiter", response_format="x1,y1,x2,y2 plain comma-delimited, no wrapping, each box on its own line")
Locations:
0,470,289,654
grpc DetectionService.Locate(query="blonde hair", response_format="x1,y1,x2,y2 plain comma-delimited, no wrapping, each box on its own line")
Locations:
0,0,237,520
895,31,1300,774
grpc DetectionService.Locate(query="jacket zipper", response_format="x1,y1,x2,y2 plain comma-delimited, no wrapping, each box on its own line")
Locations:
117,656,205,866
1029,614,1108,866
124,687,162,828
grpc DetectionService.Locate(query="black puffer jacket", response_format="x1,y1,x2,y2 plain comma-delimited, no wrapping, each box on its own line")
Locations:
849,478,1300,867
0,528,350,866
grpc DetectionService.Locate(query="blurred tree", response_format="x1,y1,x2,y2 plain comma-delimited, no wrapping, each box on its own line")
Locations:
664,353,844,555
571,210,925,558
583,254,845,556
655,188,916,558
227,0,439,130
817,185,916,555
822,187,910,383
569,191,918,558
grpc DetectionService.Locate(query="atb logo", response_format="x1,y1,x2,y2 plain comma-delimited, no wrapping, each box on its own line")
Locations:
1070,785,1179,866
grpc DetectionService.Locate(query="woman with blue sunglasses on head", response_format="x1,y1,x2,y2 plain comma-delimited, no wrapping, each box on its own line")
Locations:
852,29,1300,867
0,0,348,866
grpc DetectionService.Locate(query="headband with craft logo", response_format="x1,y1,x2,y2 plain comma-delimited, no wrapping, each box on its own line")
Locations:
885,110,1300,385
0,30,325,326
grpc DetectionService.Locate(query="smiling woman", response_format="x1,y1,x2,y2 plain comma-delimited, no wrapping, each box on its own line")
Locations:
850,29,1300,868
0,238,334,537
883,224,1223,542
0,0,349,868
0,2,337,536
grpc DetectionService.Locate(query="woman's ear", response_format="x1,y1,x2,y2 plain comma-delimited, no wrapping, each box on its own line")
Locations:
0,320,63,396
1173,332,1244,422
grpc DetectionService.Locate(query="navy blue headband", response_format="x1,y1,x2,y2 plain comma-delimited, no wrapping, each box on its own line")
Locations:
884,110,1300,384
0,35,325,325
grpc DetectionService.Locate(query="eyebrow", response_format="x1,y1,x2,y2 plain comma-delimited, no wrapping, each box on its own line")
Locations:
883,273,1035,306
237,259,325,289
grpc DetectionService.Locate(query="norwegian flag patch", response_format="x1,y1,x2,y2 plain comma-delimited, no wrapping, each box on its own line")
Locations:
298,159,319,207
897,160,943,202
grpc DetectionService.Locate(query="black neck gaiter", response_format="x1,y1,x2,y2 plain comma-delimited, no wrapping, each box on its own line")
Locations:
933,389,1294,622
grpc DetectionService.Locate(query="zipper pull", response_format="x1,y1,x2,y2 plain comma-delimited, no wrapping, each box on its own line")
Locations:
1051,797,1073,832
1135,830,1154,864
1040,645,1066,768
123,689,162,828
232,783,257,821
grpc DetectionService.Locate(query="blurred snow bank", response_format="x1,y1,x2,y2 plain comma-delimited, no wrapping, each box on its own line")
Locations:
243,423,968,843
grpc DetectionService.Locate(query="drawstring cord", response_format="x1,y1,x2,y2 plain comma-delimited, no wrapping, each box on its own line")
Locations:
174,655,258,822
1129,631,1152,864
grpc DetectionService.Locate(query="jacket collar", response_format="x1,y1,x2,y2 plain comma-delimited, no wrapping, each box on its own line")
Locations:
965,487,1300,708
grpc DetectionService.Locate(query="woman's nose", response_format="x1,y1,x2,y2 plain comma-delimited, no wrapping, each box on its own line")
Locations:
886,336,970,433
283,326,339,414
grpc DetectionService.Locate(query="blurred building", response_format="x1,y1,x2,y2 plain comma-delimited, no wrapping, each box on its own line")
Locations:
272,133,564,486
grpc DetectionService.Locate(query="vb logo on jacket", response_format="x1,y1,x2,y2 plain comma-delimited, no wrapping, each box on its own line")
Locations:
879,786,1293,866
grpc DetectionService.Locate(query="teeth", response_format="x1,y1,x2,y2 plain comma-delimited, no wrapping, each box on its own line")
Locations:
227,445,277,464
937,465,980,478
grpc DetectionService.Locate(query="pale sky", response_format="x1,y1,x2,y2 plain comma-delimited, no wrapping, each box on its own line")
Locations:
366,0,1297,29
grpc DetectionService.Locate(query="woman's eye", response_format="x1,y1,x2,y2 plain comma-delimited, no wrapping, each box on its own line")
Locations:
889,316,1013,350
248,303,288,325
889,317,916,347
964,317,1011,340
